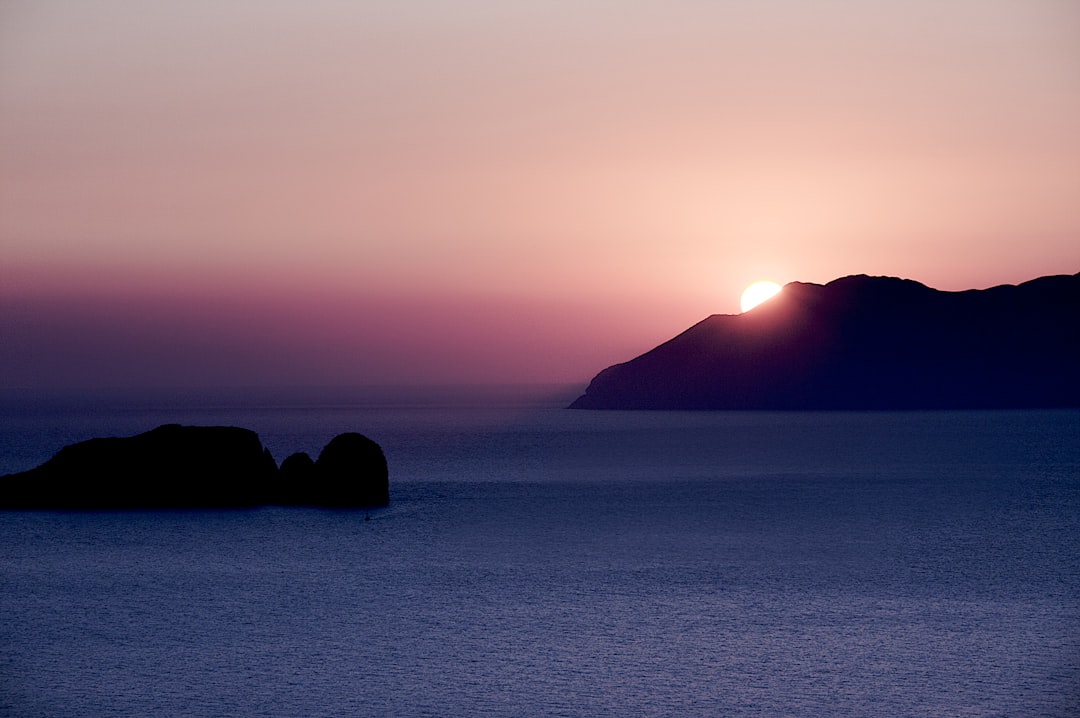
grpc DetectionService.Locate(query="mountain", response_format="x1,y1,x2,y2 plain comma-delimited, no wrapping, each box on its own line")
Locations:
570,273,1080,410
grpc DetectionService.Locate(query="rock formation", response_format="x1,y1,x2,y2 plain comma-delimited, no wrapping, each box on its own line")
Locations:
279,451,316,483
311,433,390,508
274,436,389,507
0,425,390,510
570,272,1080,410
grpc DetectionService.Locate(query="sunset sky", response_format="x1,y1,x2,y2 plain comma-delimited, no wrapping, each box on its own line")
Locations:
2,1,1078,388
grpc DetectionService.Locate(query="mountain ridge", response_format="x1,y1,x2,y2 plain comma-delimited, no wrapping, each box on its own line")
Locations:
570,272,1080,410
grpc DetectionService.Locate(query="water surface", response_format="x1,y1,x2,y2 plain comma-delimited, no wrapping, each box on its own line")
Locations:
1,390,1077,716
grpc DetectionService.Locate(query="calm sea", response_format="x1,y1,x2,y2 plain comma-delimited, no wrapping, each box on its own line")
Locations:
1,387,1078,717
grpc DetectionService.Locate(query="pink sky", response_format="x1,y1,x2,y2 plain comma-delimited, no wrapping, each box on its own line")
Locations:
2,1,1079,388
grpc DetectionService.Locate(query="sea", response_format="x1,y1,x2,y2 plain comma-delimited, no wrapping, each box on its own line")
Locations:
1,386,1078,717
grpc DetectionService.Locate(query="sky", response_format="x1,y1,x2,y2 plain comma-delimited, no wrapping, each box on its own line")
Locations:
2,1,1079,388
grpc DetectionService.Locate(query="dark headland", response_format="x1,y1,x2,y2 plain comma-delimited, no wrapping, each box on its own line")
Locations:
0,424,389,510
570,272,1080,410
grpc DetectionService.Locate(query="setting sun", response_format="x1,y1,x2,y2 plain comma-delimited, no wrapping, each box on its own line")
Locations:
740,281,782,313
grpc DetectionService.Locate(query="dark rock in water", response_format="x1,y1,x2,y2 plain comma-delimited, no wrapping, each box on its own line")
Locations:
279,451,315,483
0,426,391,510
309,433,389,508
0,424,278,509
273,436,388,508
570,272,1080,410
273,451,315,505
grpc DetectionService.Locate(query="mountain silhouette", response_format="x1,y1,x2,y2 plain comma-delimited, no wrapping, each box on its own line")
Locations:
570,273,1080,410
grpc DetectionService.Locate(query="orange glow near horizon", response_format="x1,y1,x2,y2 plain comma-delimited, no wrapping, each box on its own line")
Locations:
1,2,1079,387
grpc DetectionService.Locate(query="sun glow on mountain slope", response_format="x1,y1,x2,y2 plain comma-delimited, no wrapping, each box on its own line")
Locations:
740,281,782,313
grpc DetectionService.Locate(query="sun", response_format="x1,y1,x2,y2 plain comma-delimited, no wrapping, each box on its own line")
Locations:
740,280,782,313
